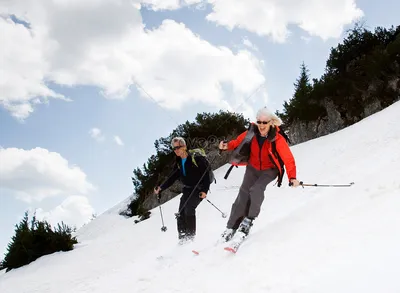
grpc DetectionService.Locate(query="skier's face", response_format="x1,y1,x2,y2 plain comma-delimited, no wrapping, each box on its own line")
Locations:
256,116,272,136
172,142,186,157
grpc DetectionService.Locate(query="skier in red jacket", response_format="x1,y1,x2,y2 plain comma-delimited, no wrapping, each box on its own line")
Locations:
219,107,301,241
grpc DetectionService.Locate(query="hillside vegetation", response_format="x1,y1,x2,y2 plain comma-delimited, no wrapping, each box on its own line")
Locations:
279,24,400,126
1,212,77,272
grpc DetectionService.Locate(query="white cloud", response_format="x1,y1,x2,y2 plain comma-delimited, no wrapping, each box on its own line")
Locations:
0,17,69,121
114,136,124,146
0,147,95,202
242,37,259,51
1,0,265,119
133,20,265,110
140,0,200,10
89,127,105,142
34,196,95,229
144,0,364,43
229,82,268,119
301,35,312,44
206,0,364,42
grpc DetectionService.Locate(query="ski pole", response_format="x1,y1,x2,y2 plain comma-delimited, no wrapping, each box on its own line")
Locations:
206,198,227,218
156,192,167,232
290,181,355,187
159,205,167,232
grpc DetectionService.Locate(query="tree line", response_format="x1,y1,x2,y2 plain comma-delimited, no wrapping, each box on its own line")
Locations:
278,24,399,125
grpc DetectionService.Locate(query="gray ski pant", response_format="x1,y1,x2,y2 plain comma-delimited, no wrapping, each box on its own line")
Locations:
226,165,279,229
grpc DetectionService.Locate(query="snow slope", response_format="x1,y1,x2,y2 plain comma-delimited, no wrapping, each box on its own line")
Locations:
1,102,400,293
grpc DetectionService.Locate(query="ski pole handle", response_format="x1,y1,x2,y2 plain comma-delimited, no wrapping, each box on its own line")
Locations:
288,181,304,187
218,140,228,155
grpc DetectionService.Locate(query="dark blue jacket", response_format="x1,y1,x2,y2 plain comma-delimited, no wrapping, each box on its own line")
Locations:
160,153,211,194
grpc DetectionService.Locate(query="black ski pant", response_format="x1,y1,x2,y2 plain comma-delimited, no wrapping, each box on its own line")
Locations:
226,165,278,229
177,187,203,239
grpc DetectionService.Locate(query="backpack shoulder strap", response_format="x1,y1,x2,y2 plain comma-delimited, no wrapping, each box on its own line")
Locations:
277,126,291,144
191,155,198,167
188,148,207,167
271,140,285,187
224,165,238,179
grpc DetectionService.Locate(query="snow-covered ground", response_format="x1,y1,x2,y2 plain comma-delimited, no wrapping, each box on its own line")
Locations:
1,102,400,293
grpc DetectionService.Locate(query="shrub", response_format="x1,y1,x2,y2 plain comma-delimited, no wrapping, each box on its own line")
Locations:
2,211,78,272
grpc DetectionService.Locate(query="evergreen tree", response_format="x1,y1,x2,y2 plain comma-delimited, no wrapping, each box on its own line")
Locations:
292,62,313,116
2,211,78,272
279,23,398,128
281,62,323,123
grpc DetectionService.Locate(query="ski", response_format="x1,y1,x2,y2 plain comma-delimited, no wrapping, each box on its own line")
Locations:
224,247,237,253
191,237,229,255
224,233,247,254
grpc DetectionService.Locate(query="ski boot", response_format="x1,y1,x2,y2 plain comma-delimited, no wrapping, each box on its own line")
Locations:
178,232,187,245
178,233,195,245
221,228,236,242
237,217,253,236
223,218,253,253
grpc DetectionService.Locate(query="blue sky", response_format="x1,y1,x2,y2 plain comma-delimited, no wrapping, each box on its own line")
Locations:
0,0,399,257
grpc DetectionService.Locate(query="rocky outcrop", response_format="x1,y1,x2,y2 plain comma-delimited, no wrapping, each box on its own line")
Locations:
287,77,399,146
287,98,345,145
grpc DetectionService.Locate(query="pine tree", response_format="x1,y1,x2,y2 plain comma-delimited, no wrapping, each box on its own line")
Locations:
294,62,313,104
282,62,313,123
3,212,33,271
2,211,78,272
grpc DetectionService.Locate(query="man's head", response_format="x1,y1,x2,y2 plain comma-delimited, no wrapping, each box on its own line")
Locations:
171,137,187,157
255,107,282,137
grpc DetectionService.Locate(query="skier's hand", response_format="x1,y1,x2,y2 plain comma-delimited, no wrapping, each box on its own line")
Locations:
289,179,301,187
219,141,228,150
154,187,162,201
199,192,207,199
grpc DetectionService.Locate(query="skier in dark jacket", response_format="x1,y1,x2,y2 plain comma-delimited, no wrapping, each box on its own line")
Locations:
154,137,211,243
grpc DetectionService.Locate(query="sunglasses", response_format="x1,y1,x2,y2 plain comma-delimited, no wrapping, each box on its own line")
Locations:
172,145,183,150
257,120,271,125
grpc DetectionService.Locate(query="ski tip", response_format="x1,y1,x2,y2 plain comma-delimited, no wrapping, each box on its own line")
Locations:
192,250,199,255
224,247,236,254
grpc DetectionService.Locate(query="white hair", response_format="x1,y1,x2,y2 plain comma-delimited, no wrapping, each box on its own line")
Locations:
256,107,282,126
171,136,186,147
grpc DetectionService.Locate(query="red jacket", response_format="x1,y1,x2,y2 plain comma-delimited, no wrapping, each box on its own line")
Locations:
227,126,297,180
